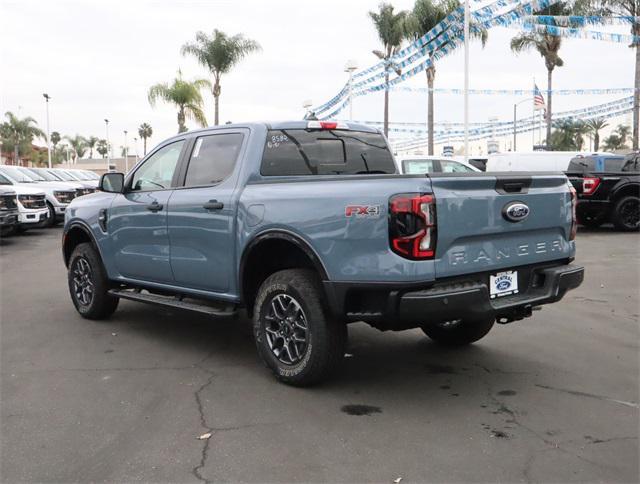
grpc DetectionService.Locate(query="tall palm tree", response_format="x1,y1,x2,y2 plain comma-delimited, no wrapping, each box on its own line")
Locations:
65,135,88,163
138,123,153,155
181,30,261,125
86,136,99,158
0,111,45,164
405,0,487,154
369,3,408,138
148,71,211,133
616,124,631,147
510,3,574,147
585,117,609,151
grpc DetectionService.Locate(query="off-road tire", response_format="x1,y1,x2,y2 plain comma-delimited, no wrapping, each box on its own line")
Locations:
68,242,119,319
253,269,347,386
44,202,57,228
611,195,639,232
421,317,495,346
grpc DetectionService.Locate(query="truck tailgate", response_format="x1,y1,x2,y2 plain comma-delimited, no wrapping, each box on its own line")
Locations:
430,173,574,278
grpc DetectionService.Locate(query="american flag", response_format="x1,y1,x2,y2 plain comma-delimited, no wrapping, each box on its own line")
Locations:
533,84,545,111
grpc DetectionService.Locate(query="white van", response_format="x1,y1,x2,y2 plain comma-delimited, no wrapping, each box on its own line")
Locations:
486,151,615,172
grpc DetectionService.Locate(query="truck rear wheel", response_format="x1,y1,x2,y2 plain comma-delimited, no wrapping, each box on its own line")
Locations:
421,317,495,346
253,269,347,386
68,242,119,320
611,195,639,231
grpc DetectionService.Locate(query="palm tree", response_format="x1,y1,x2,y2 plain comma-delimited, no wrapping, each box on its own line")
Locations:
369,3,408,138
585,117,609,151
0,111,45,164
181,30,261,125
405,0,487,155
616,124,631,148
86,136,99,158
138,123,153,155
148,71,211,133
96,139,109,158
586,1,638,149
65,135,88,163
510,3,575,147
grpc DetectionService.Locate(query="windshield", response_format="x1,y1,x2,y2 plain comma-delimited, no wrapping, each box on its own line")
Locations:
43,169,64,181
19,168,47,181
72,171,92,180
62,170,82,181
0,174,13,185
0,166,36,183
260,129,396,176
30,168,60,181
52,170,75,181
83,171,99,180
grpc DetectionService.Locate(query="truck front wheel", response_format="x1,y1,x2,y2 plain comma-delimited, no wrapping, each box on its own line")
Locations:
253,269,347,386
421,317,495,346
68,242,119,320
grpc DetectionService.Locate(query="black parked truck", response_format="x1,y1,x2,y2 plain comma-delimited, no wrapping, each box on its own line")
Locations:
566,152,639,231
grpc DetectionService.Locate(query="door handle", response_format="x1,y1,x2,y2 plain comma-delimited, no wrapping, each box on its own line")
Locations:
146,201,163,212
203,200,224,210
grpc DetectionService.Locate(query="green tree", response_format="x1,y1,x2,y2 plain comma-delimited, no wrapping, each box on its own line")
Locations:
148,71,211,133
138,123,153,155
0,111,45,164
549,118,588,150
404,0,487,154
369,3,408,138
65,134,88,163
86,136,99,158
181,30,261,126
510,2,579,147
96,139,109,158
585,117,609,151
615,124,631,147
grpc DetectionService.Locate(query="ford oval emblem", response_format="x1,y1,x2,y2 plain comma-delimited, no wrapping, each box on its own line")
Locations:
503,202,530,222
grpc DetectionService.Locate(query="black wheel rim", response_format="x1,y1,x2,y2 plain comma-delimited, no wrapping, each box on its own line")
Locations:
619,199,639,228
72,256,94,306
264,294,308,365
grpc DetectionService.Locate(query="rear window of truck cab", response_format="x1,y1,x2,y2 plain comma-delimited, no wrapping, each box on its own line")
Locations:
260,129,396,176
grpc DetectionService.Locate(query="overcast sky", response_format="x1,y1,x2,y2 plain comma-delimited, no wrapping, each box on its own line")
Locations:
1,0,634,154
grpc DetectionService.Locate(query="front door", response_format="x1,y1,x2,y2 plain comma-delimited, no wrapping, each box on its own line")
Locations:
168,131,245,293
109,139,185,284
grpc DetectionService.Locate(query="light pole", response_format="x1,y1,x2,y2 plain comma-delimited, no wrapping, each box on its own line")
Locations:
104,119,110,172
123,130,128,173
344,59,358,121
43,94,52,168
133,137,139,163
513,97,533,152
463,0,470,162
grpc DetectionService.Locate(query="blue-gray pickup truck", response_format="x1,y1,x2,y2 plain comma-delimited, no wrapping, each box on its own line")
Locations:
62,121,584,385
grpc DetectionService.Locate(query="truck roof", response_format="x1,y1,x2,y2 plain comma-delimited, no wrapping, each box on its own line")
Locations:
162,121,380,143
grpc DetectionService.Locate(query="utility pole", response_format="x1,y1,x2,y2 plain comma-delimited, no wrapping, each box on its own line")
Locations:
463,0,470,162
124,130,128,173
344,60,358,121
104,119,110,172
43,94,52,168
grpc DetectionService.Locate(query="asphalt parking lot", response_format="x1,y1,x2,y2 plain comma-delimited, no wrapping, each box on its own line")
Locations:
1,227,638,483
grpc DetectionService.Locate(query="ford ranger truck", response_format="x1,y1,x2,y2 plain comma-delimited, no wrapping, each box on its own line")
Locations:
62,121,584,386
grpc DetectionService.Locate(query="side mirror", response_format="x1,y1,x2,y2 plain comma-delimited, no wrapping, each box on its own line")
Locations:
99,172,124,193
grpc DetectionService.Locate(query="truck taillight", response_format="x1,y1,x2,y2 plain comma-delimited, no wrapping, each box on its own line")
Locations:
582,177,600,196
569,183,577,241
389,193,436,260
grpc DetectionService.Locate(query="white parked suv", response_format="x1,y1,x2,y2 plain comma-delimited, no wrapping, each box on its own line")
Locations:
0,172,49,230
0,166,76,227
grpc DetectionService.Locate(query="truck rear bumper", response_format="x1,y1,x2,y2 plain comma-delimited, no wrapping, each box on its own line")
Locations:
398,264,584,326
323,262,584,330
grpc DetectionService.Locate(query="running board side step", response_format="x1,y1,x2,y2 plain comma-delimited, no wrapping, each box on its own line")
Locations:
108,289,237,317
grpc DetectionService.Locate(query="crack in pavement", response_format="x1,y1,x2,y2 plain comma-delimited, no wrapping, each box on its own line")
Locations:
192,371,216,484
535,384,639,409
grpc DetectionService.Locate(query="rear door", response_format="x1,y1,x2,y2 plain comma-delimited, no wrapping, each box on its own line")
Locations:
430,173,574,278
167,130,246,293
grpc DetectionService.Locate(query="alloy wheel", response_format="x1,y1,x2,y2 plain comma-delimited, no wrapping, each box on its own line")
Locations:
264,294,308,365
72,256,94,306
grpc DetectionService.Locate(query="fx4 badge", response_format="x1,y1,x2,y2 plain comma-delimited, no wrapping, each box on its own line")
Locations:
345,205,381,218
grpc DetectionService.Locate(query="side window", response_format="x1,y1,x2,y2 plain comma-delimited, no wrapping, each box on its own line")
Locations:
131,140,184,191
441,161,474,173
403,160,434,174
184,133,244,187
